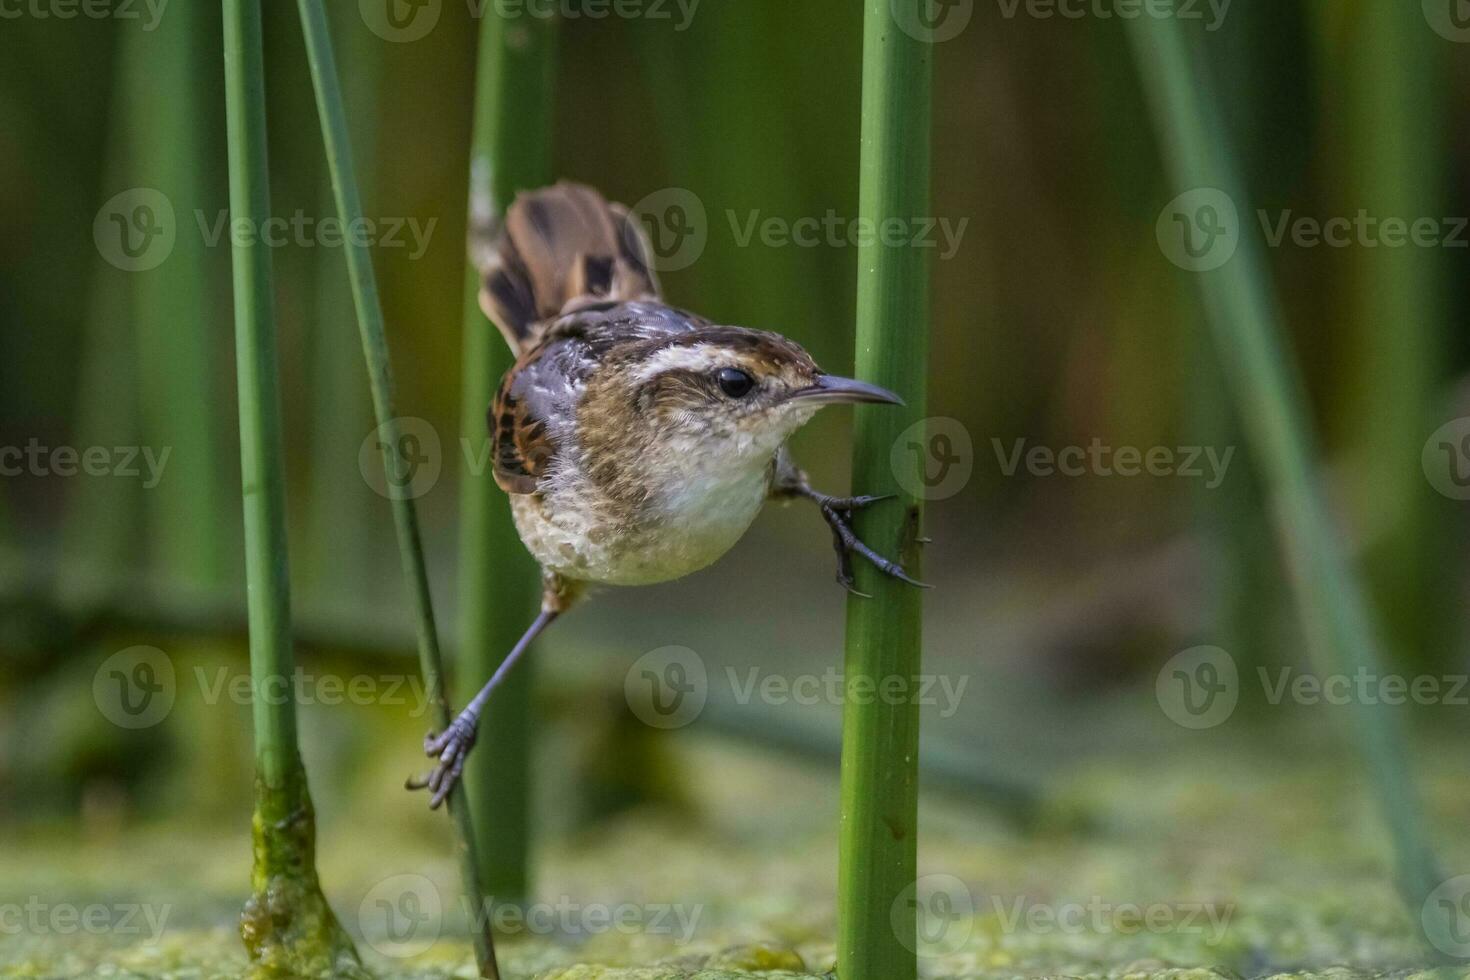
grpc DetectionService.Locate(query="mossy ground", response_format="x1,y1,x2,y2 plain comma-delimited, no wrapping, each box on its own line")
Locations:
5,645,1469,978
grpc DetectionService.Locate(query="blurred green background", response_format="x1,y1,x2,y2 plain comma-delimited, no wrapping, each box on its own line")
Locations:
3,1,1470,976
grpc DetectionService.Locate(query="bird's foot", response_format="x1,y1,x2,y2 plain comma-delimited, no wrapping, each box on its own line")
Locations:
815,495,930,596
406,715,478,809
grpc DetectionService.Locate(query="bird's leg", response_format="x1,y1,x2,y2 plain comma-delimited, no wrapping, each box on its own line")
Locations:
770,448,929,595
408,584,563,809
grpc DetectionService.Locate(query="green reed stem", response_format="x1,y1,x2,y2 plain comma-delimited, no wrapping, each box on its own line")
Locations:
222,0,359,974
838,3,931,979
458,4,557,903
225,0,295,799
1125,12,1451,955
294,1,498,975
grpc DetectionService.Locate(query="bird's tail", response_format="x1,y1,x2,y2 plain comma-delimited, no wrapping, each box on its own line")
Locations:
476,181,661,354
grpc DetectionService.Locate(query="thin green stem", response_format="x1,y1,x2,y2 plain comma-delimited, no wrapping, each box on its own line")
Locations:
293,2,498,975
1126,12,1451,956
305,12,379,608
458,4,557,902
838,3,931,979
222,0,359,974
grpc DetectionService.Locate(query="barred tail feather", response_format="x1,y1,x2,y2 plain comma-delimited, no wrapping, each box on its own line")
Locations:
478,182,660,353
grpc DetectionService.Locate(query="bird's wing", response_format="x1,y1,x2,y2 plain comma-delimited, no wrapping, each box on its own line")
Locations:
490,333,588,494
490,301,707,495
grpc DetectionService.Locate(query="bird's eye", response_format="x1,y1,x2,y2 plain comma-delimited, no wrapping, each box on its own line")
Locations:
716,367,755,399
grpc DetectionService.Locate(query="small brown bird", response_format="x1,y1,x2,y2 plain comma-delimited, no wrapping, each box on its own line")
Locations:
412,183,923,807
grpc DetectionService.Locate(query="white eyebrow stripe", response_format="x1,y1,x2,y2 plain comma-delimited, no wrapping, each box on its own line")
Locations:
632,344,729,382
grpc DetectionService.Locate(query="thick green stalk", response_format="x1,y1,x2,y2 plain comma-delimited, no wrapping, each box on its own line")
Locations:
458,4,556,902
838,3,931,979
293,2,498,975
221,0,359,974
127,0,228,593
1126,13,1451,954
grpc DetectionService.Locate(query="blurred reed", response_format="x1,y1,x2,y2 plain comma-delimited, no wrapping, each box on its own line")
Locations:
304,10,380,609
129,0,228,595
58,7,177,608
221,0,359,971
1330,2,1450,670
62,69,141,609
1189,3,1288,701
457,4,557,902
293,1,498,974
60,272,140,606
1126,9,1452,954
837,2,931,978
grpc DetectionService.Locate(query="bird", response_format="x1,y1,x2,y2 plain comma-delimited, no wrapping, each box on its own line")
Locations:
410,182,925,808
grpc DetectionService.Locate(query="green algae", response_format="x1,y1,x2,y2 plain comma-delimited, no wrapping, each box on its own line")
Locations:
7,682,1470,980
238,764,364,979
533,970,822,980
701,945,807,972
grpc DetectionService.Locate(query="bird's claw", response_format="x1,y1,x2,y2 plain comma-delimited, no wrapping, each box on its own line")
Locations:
821,492,894,511
409,717,478,809
818,497,930,593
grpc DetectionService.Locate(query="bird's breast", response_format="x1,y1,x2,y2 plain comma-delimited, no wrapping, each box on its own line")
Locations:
509,448,774,586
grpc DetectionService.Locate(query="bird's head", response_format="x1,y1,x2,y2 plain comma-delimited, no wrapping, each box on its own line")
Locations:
588,325,902,466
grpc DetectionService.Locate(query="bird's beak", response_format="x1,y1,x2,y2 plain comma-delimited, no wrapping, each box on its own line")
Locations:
787,374,906,407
